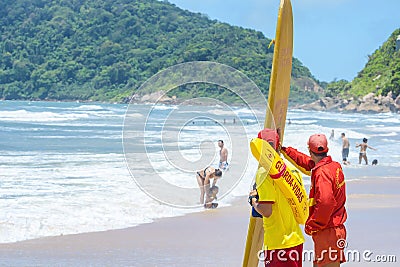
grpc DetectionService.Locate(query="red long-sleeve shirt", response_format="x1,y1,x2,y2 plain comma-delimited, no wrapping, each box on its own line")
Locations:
283,147,347,234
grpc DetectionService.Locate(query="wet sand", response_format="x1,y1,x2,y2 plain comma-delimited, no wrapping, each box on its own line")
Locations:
1,177,399,266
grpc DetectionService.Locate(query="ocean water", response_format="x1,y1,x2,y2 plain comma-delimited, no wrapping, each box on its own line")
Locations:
0,101,399,243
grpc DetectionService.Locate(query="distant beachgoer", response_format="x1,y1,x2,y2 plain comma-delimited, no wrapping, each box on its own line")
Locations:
288,118,292,125
329,129,335,140
341,133,350,165
218,140,229,171
355,138,377,165
196,167,222,205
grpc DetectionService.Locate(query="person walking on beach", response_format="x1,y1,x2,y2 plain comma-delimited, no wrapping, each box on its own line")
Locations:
218,140,229,171
341,133,350,165
249,129,304,267
196,167,222,205
282,134,347,267
356,138,377,165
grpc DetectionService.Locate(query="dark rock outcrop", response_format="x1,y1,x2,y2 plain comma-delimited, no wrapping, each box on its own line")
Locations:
298,92,399,113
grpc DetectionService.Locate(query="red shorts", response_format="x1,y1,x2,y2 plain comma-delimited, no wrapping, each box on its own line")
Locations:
264,243,303,267
312,225,347,266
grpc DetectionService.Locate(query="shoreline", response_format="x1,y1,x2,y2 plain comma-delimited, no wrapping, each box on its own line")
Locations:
1,177,400,266
0,197,251,266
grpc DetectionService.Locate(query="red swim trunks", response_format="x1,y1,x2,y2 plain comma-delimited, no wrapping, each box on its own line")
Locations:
264,243,303,267
312,225,347,266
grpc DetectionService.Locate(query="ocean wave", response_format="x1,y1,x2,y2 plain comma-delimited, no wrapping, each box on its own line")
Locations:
0,110,89,122
151,104,179,111
287,119,318,125
366,126,400,133
366,117,400,124
372,132,397,137
32,135,122,140
233,107,264,115
72,104,105,111
207,109,237,116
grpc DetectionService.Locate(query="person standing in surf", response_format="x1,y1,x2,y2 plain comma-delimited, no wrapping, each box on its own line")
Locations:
356,138,376,165
341,133,350,165
282,134,347,267
195,167,222,206
218,140,229,171
249,129,304,267
329,129,335,140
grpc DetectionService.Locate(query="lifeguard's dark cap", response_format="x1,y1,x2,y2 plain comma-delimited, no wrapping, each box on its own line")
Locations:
308,134,329,153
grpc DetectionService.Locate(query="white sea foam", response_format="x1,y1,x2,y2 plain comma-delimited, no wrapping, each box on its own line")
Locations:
72,105,105,111
0,110,89,122
367,117,400,124
367,126,400,133
288,119,318,125
373,132,398,137
152,104,179,111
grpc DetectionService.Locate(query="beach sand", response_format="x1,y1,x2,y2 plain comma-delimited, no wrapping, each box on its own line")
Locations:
1,177,400,267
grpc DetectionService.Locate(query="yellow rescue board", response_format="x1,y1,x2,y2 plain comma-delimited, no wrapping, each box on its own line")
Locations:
242,0,294,266
281,150,311,176
250,138,309,225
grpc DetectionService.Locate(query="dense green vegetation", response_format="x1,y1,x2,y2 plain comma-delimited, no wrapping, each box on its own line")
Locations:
0,0,318,103
325,29,400,98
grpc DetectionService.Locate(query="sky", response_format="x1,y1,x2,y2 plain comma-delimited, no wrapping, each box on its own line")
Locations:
167,0,399,82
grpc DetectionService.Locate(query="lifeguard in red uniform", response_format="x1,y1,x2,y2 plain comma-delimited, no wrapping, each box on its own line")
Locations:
282,134,347,267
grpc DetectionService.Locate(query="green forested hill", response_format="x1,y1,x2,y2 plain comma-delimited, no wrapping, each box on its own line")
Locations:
0,0,319,103
325,29,400,98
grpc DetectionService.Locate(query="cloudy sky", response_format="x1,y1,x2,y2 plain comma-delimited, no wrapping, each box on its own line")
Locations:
167,0,399,82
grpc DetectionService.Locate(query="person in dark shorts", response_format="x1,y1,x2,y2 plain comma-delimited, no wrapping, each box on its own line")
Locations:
341,133,350,165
